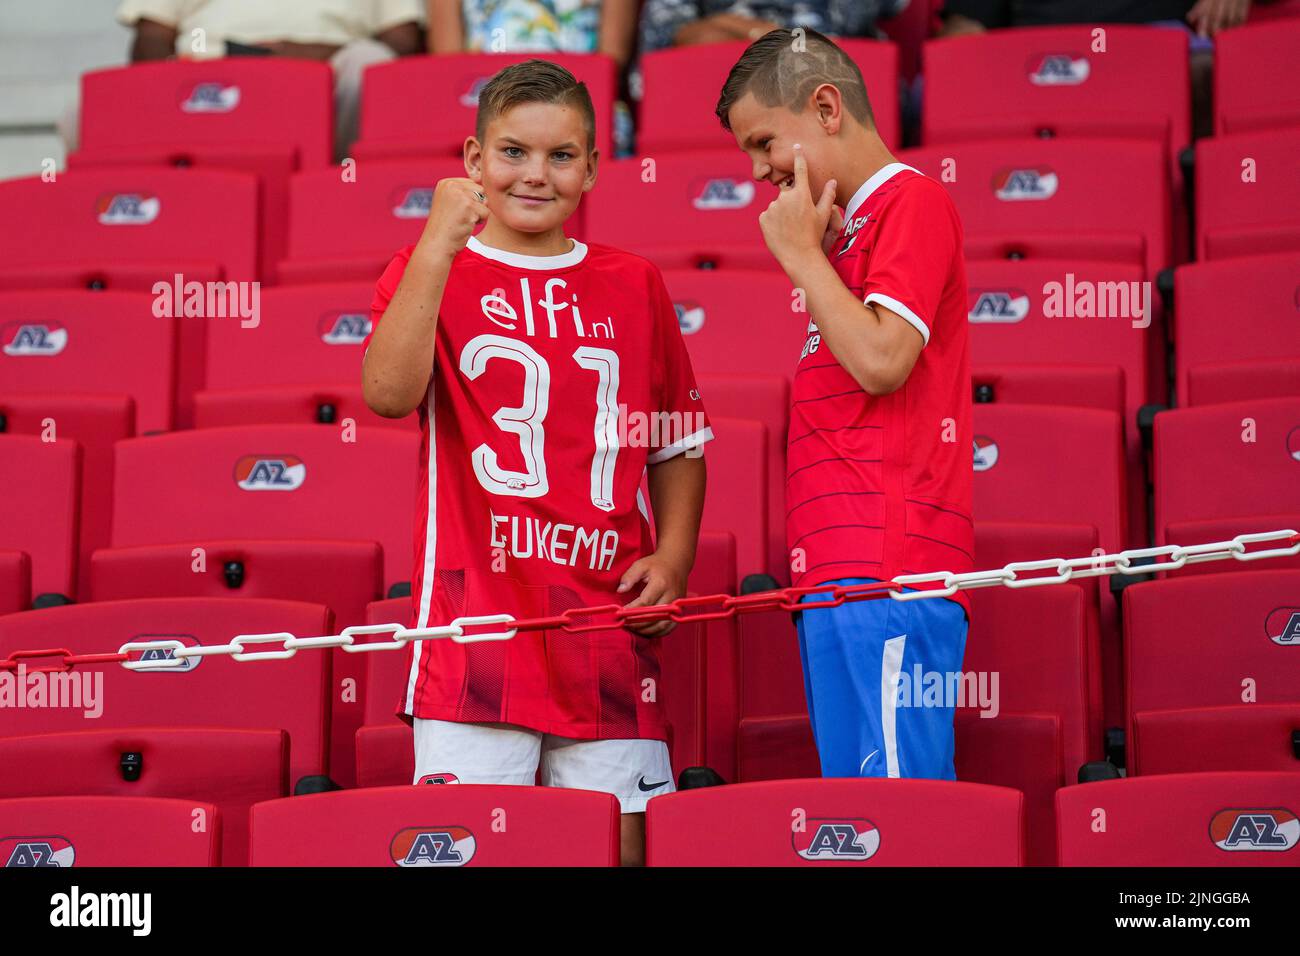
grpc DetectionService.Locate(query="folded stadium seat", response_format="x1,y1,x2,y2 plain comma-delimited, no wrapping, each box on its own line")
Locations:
970,365,1125,416
1214,19,1300,134
0,550,31,616
354,532,740,787
1153,398,1300,547
353,53,618,165
646,778,1026,866
0,290,174,433
0,729,281,867
1123,570,1300,775
195,385,416,432
0,435,80,602
0,598,332,785
76,59,334,282
250,784,620,866
203,282,377,391
956,585,1096,866
639,39,900,154
278,158,467,283
699,417,769,581
1057,773,1300,866
0,394,133,600
1174,252,1300,406
694,373,790,584
0,168,258,429
1196,128,1300,261
966,258,1156,546
1158,515,1300,579
974,521,1104,735
584,151,770,266
109,424,417,592
899,138,1171,281
973,404,1126,727
921,26,1190,252
0,260,223,293
0,796,221,867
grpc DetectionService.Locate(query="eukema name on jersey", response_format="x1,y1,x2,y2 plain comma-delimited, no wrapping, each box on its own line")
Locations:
973,435,999,472
460,76,490,108
180,82,241,112
792,819,880,861
390,826,476,866
393,187,434,219
3,836,74,867
993,168,1059,201
674,301,705,334
1028,54,1090,85
235,455,307,491
319,311,372,345
1209,808,1299,852
692,178,755,210
1266,608,1300,646
2,321,67,355
968,289,1031,323
97,193,161,225
129,634,203,672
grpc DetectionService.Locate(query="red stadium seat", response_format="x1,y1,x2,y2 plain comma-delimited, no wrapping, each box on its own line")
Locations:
973,405,1126,552
899,138,1171,278
0,598,333,788
80,60,332,167
923,26,1189,155
1160,515,1300,578
970,365,1125,417
0,550,31,615
0,394,133,600
662,270,803,382
1174,253,1300,406
584,151,769,264
1214,19,1300,134
639,39,900,154
0,795,221,867
195,385,416,431
109,424,419,592
1153,399,1300,546
0,290,174,433
0,731,278,866
250,785,621,866
354,596,415,788
355,53,618,164
1124,570,1300,775
695,374,790,583
0,260,222,293
204,282,374,391
0,435,80,601
700,417,769,579
1196,128,1300,261
0,168,258,429
279,159,466,283
646,778,1026,865
77,59,333,282
1057,773,1300,865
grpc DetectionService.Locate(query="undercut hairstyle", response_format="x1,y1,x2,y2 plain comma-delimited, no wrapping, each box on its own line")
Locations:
715,29,874,132
475,59,597,151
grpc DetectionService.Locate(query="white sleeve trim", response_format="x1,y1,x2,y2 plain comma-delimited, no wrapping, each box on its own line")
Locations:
646,425,714,464
864,292,930,347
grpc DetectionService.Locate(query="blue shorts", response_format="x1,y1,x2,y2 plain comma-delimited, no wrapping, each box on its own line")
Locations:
796,578,969,780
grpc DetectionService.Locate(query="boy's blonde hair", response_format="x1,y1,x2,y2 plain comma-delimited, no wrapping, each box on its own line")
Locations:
476,59,596,151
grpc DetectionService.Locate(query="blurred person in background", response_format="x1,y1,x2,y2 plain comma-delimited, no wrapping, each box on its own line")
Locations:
117,0,425,160
638,0,909,51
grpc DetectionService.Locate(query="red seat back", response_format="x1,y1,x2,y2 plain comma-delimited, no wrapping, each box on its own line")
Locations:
1196,129,1300,261
0,435,80,599
1214,20,1300,134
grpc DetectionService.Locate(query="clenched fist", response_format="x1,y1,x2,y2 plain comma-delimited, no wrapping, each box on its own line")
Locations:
418,177,491,261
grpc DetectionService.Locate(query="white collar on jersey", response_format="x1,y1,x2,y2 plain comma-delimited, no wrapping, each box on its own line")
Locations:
841,161,924,224
466,234,588,270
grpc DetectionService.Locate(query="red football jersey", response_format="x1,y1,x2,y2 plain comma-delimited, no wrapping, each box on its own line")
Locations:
787,163,974,613
367,236,712,739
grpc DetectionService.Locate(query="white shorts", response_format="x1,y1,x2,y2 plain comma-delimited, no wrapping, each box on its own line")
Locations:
412,718,676,813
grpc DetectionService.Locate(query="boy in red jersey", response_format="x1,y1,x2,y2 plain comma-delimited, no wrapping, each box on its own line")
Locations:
717,30,974,780
362,60,711,865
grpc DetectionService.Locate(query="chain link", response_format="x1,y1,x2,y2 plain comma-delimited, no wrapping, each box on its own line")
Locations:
2,530,1294,675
